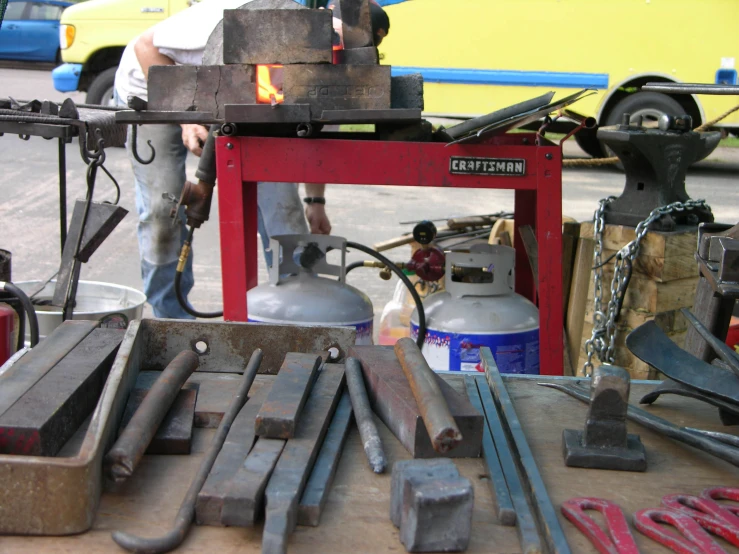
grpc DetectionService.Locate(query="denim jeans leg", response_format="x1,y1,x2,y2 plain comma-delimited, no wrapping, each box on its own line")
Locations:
126,123,195,319
257,182,309,268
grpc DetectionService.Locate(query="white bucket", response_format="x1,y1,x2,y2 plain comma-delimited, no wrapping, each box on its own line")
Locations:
15,280,146,342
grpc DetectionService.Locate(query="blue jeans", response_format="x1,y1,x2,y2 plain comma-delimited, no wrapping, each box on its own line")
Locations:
121,105,308,318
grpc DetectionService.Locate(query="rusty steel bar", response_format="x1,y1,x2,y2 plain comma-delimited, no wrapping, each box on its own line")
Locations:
111,348,263,554
345,357,386,473
104,350,200,483
394,338,462,453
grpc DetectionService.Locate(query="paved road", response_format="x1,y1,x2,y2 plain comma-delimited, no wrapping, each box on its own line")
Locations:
1,68,738,326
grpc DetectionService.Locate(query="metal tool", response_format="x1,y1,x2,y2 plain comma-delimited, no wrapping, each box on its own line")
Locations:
702,488,739,517
633,508,728,554
640,379,739,424
394,338,462,453
642,82,739,95
561,498,639,554
597,113,717,230
463,375,516,526
483,349,572,554
111,348,263,554
662,493,739,547
681,308,739,378
539,382,739,468
105,350,200,483
562,365,647,471
345,357,386,473
626,321,739,405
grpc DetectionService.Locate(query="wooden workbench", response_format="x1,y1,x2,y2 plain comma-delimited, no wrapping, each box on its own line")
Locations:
4,375,738,553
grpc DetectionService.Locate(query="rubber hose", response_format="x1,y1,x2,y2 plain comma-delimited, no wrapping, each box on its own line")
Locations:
174,227,224,319
1,282,39,348
346,241,426,348
346,261,369,274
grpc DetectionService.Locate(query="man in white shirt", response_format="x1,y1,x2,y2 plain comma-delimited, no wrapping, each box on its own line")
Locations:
115,0,389,319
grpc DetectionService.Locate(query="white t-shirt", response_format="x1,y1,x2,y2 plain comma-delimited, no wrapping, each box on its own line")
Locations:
114,0,251,102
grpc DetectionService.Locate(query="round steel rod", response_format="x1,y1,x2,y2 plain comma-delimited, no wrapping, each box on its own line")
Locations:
394,337,462,453
345,357,386,473
111,349,264,554
105,350,200,482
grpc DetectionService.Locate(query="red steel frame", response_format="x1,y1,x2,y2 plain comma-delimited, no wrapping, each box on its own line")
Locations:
215,133,564,375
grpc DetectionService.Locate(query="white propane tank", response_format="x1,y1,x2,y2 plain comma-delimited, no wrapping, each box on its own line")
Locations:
410,244,539,373
248,235,374,344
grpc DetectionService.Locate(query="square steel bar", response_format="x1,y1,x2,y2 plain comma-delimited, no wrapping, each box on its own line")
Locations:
215,135,563,375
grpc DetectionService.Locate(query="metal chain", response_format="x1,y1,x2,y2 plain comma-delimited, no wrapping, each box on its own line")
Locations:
582,197,710,376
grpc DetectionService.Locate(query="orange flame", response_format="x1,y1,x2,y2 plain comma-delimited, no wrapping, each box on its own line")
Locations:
257,64,284,105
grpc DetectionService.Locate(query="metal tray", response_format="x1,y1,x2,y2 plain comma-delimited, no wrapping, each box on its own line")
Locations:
0,318,355,535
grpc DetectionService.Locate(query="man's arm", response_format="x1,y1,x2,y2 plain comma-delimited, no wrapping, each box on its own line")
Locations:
134,28,208,155
304,183,331,235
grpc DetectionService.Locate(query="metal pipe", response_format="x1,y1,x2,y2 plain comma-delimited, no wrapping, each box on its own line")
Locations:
345,357,386,473
111,349,264,554
642,83,739,95
394,338,462,453
539,382,739,468
105,350,200,483
58,137,67,253
681,307,739,378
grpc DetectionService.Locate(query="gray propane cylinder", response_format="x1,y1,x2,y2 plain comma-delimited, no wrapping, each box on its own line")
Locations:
247,235,374,344
410,244,539,373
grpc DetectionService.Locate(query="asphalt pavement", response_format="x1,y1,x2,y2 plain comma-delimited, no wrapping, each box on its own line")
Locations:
1,67,738,328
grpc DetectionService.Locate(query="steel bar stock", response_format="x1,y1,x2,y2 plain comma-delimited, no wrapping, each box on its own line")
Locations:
345,357,386,473
394,338,462,453
111,349,263,554
105,350,200,483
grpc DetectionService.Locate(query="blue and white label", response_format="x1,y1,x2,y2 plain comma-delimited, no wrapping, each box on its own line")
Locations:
248,317,373,345
411,325,539,374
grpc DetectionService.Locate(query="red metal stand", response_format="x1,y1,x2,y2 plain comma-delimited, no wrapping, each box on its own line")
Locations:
216,133,564,375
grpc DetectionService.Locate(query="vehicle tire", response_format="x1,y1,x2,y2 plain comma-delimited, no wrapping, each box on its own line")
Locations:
55,49,62,66
602,92,685,168
573,127,604,158
85,66,118,106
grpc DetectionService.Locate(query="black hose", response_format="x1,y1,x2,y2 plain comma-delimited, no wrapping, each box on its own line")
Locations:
346,241,426,348
1,282,39,348
346,261,369,274
174,227,223,319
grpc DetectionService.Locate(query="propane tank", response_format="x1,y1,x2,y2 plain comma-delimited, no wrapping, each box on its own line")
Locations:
410,244,539,374
248,235,374,344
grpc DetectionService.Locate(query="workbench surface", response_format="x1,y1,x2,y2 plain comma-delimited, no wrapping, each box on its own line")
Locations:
4,375,738,553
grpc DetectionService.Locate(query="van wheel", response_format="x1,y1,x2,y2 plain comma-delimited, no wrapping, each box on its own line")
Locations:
85,67,118,106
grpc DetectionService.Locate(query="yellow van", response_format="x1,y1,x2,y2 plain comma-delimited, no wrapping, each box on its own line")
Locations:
377,0,739,156
53,0,191,104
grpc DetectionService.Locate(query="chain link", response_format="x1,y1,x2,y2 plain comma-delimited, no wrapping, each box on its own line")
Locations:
582,197,710,376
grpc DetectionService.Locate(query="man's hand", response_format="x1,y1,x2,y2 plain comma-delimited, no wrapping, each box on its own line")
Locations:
306,204,332,235
181,124,209,156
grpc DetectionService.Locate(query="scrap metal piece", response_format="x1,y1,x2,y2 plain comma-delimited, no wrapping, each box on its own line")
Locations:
147,65,256,120
345,357,386,473
662,493,739,547
482,349,572,554
563,365,647,472
111,349,264,554
0,320,98,418
120,384,198,456
51,201,128,308
255,353,322,439
401,477,474,553
223,8,333,64
297,391,353,527
640,378,739,422
394,338,462,454
474,376,541,552
539,381,739,468
223,104,311,124
334,46,378,65
262,364,345,554
196,383,272,525
104,350,200,483
349,345,483,458
220,437,286,526
463,376,515,526
0,328,123,456
681,307,739,378
626,321,739,404
633,508,727,554
390,459,458,528
561,498,639,554
283,64,391,112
